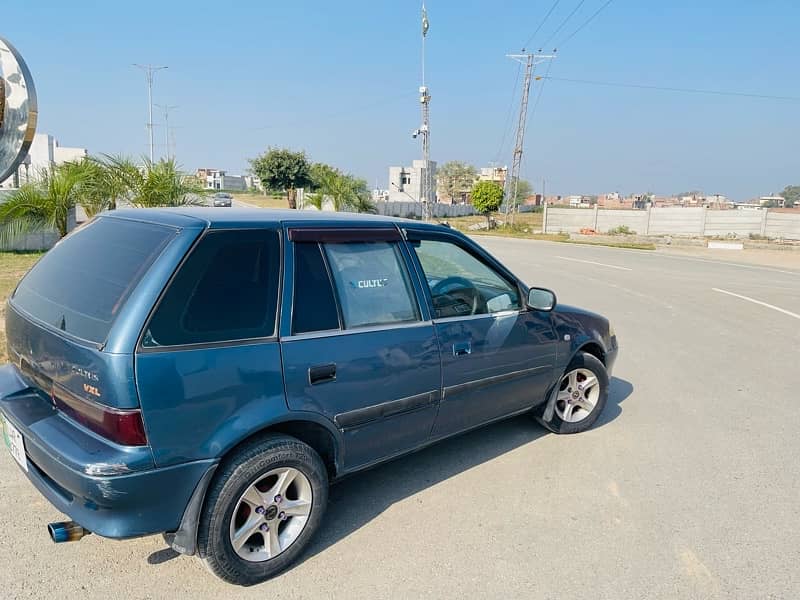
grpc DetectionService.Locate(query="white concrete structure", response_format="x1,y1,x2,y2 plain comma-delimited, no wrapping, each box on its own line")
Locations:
387,160,437,203
478,166,507,186
195,168,246,191
0,133,87,189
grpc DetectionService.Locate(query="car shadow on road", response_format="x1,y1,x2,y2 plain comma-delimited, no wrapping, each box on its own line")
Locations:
300,376,633,564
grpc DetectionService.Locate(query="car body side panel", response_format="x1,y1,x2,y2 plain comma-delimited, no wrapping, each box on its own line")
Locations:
135,342,288,467
281,325,441,470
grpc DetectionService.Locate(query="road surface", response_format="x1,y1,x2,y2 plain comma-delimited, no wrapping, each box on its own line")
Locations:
1,237,798,599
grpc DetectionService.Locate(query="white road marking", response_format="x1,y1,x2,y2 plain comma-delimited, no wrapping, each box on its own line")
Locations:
712,288,800,320
556,256,633,271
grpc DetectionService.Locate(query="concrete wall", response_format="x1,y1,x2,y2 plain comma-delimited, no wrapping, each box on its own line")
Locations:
596,209,648,234
544,205,800,240
765,212,800,239
375,201,475,218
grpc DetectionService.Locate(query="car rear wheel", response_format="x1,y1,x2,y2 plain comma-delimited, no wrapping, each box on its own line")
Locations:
536,351,608,434
197,434,328,585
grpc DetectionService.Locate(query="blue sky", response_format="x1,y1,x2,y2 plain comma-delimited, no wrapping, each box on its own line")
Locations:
5,0,799,199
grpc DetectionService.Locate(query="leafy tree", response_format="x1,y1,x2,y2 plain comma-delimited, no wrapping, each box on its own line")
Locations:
471,180,504,228
512,179,533,205
437,161,477,203
249,148,311,209
0,163,86,244
778,185,799,208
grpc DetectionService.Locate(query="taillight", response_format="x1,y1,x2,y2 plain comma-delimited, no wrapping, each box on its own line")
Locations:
51,384,148,446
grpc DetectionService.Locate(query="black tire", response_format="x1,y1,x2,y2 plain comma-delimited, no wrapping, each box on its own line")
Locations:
197,434,328,585
535,351,609,434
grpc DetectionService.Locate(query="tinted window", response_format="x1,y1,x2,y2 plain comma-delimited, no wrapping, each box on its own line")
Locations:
411,239,520,318
323,242,419,329
292,243,340,334
143,230,280,347
12,217,174,343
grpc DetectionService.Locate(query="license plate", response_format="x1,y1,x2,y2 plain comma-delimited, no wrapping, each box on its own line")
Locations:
2,415,28,473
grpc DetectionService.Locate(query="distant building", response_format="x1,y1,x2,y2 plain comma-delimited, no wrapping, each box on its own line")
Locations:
387,160,437,203
243,175,263,192
759,196,785,208
196,168,247,191
0,133,88,189
478,166,507,187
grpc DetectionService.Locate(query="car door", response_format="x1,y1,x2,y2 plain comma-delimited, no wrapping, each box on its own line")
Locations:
404,230,558,439
279,227,441,471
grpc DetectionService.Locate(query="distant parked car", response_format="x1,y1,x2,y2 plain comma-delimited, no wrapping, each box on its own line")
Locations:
212,192,232,207
0,208,618,585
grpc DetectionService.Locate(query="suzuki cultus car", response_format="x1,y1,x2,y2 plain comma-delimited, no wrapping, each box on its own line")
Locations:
1,208,617,585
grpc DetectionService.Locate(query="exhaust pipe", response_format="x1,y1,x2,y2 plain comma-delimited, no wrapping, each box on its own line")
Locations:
48,521,91,543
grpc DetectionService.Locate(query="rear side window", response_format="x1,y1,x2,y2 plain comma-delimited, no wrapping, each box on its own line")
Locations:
11,217,174,344
323,242,420,329
292,243,340,334
143,230,280,347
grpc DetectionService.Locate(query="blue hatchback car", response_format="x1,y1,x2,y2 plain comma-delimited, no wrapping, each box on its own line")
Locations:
0,208,617,585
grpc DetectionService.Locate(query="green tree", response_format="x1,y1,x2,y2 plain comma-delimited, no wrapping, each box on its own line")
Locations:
70,155,135,217
512,179,533,205
309,166,375,213
0,162,88,245
100,157,204,208
471,180,504,228
778,185,800,208
437,161,477,203
249,148,311,209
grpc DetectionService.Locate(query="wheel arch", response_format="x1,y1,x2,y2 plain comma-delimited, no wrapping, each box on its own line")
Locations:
165,414,343,556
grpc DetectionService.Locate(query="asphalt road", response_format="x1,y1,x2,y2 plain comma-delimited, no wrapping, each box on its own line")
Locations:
1,238,799,599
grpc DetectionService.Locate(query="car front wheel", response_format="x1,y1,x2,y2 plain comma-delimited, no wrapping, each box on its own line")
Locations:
536,351,608,434
197,434,328,585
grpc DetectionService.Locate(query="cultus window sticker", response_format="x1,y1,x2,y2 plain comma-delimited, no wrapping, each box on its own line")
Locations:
351,278,389,289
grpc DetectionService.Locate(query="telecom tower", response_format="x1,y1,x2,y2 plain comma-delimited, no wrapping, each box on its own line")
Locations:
416,4,432,220
505,51,555,221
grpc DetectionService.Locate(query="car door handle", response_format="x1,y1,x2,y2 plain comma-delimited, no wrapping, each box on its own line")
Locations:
452,341,471,357
309,363,336,385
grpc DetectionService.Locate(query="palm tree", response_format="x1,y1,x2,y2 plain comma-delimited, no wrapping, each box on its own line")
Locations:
0,162,87,246
311,169,375,213
101,156,205,208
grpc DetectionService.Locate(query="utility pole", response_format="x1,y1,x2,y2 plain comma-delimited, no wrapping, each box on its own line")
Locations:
133,64,167,163
505,51,555,224
155,104,178,160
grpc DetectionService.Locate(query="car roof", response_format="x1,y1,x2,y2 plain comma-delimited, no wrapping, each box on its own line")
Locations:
102,207,449,233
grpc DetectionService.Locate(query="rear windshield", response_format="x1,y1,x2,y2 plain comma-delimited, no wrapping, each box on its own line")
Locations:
11,217,175,344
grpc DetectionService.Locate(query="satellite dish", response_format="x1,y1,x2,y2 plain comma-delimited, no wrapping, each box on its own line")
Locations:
0,36,38,185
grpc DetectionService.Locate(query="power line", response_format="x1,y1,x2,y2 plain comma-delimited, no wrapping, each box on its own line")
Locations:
523,0,562,49
530,60,556,123
543,76,800,102
494,62,522,163
541,0,587,48
557,0,615,48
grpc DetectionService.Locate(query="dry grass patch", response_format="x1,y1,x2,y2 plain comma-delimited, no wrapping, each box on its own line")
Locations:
0,252,43,363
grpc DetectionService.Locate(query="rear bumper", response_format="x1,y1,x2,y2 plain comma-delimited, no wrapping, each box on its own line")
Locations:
1,366,216,539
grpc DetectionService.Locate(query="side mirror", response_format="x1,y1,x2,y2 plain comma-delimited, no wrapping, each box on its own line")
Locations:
527,287,557,312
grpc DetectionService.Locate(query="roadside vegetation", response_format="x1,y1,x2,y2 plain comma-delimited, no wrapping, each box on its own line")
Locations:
249,148,375,213
0,157,203,247
0,252,42,363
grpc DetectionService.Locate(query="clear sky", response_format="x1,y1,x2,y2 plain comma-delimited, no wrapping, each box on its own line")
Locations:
5,0,799,199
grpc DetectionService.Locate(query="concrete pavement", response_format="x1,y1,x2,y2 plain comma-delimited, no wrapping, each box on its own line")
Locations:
1,237,798,599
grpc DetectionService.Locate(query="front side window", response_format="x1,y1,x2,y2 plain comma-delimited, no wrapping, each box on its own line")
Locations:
411,238,520,318
323,242,420,329
143,229,280,347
